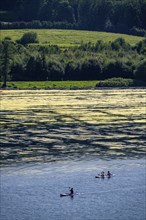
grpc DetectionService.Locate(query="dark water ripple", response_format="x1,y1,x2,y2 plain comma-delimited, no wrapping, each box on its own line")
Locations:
0,89,146,166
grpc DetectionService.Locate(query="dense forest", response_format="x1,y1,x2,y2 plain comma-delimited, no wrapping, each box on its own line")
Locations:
0,0,146,36
0,35,146,86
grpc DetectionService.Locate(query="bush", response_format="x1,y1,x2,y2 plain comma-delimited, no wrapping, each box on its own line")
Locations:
103,60,134,79
134,60,146,82
17,32,39,45
95,40,107,52
111,38,131,51
96,77,146,87
46,60,65,81
134,39,146,55
10,63,26,81
65,61,80,80
79,59,102,80
65,59,102,80
96,78,134,87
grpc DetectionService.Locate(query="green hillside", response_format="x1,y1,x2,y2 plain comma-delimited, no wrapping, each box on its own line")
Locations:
0,29,145,87
0,29,144,47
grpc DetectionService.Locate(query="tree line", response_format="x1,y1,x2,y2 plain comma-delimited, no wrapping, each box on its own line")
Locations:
0,33,146,87
0,0,146,36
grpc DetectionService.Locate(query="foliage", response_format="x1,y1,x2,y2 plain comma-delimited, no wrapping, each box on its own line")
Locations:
96,78,146,87
103,60,134,79
17,32,39,45
0,35,146,86
46,60,65,81
0,0,146,36
0,38,18,87
111,38,131,51
134,60,146,82
134,39,146,55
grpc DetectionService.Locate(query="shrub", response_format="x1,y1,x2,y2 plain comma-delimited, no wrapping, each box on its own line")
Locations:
111,38,131,51
134,39,146,55
134,60,146,82
95,40,107,52
103,60,134,79
96,78,134,87
10,63,26,81
79,59,102,80
65,61,80,80
65,59,102,80
46,60,65,81
17,32,39,45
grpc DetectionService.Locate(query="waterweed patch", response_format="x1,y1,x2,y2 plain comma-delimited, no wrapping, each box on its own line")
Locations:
0,89,146,165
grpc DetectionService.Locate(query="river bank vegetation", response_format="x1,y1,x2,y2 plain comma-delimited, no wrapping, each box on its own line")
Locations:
0,79,145,90
0,31,146,88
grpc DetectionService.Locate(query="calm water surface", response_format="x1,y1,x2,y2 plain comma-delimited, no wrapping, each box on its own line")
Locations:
1,158,146,220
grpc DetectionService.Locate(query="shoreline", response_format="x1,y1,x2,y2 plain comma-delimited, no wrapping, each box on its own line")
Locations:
1,86,146,90
1,79,146,90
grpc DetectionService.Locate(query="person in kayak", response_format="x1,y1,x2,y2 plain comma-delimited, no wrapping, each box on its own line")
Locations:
101,171,105,177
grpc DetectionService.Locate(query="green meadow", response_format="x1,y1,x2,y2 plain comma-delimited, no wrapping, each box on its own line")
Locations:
0,29,144,47
1,79,145,90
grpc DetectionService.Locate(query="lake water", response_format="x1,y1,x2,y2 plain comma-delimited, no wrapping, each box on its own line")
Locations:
1,89,146,219
1,89,146,165
1,158,145,220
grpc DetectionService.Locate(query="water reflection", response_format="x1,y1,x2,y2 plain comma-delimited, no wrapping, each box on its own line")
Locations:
1,89,146,166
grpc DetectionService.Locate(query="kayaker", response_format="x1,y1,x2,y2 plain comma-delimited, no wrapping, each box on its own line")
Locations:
101,171,105,177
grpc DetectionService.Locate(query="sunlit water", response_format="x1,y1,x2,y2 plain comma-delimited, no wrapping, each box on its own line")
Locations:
1,89,146,165
1,158,146,220
1,89,146,219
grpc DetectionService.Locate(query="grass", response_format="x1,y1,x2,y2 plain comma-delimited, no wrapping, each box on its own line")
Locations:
0,81,98,89
0,29,144,47
1,79,145,90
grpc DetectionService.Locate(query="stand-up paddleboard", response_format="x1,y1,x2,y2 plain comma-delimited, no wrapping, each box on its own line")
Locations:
60,193,74,197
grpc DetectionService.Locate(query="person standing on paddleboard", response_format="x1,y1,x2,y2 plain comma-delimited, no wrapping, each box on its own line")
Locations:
69,187,74,195
107,171,112,177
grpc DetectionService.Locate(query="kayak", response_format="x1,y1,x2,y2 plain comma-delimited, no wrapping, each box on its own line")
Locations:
95,174,113,178
60,193,74,197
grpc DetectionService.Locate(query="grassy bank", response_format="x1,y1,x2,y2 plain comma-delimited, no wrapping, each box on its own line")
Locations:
0,81,97,89
1,79,145,90
0,29,144,47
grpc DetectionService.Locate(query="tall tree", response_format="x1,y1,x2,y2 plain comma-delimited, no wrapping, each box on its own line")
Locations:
56,0,74,22
0,0,17,10
0,39,17,88
69,0,80,22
